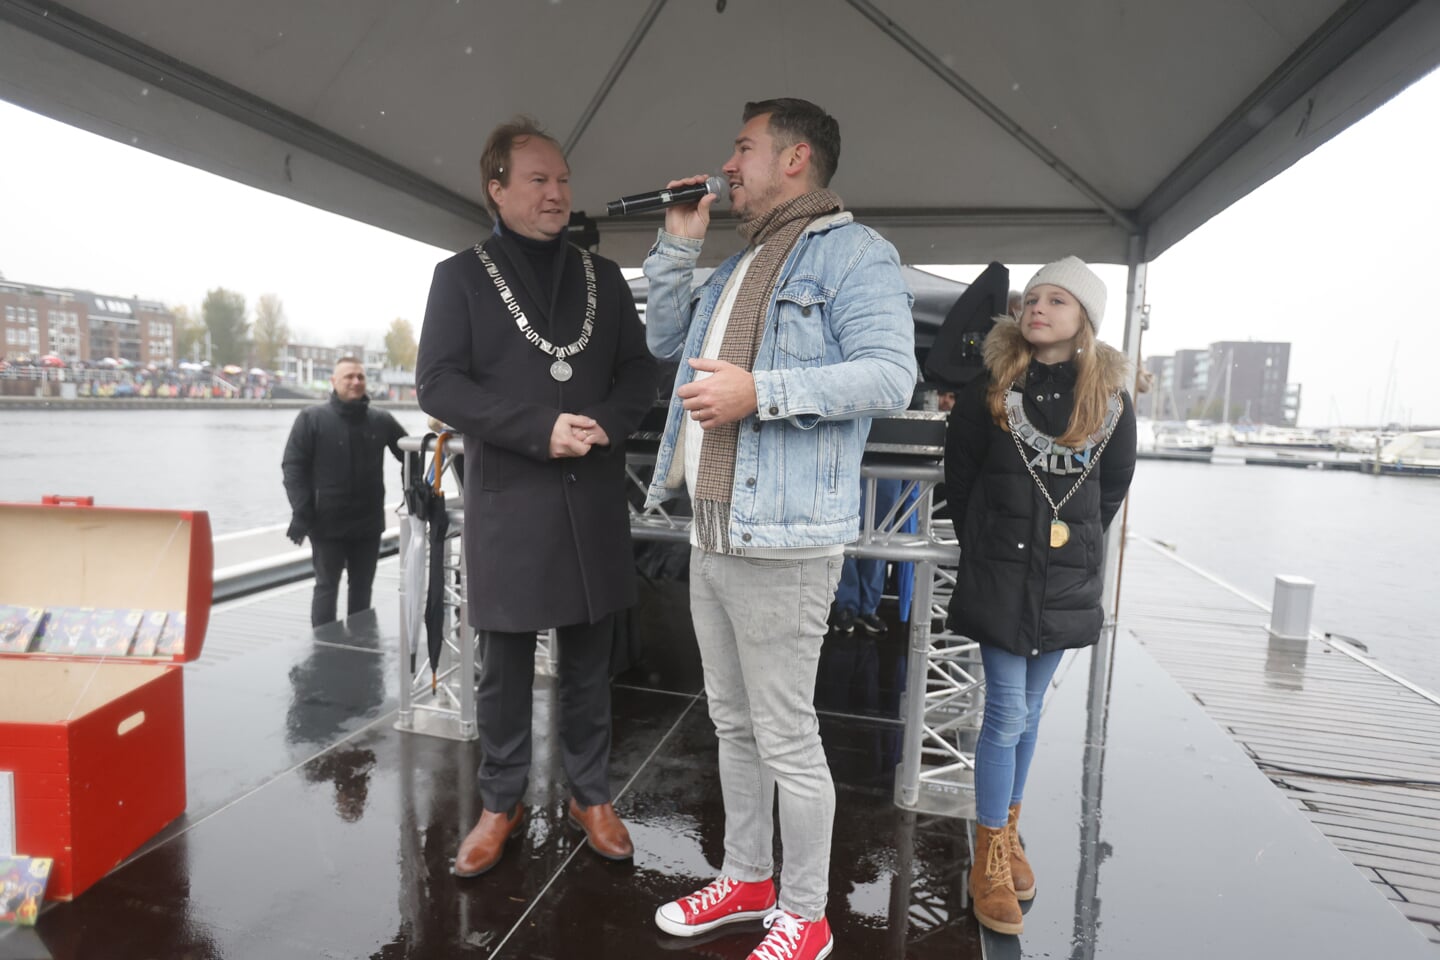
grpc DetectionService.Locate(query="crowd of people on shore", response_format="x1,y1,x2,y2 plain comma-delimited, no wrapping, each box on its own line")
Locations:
0,358,274,399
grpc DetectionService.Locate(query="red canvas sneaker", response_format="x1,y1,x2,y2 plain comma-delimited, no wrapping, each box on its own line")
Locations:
748,909,833,960
655,876,778,937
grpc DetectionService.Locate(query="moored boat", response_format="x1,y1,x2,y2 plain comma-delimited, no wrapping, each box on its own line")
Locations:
1364,429,1440,477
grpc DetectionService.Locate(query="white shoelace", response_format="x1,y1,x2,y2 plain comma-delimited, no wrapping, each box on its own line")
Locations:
751,909,804,960
685,876,737,913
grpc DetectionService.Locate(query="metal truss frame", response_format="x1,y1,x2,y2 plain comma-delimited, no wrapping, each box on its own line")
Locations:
394,443,475,741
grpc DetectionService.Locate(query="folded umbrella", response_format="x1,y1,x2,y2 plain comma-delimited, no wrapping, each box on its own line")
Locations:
422,434,453,691
400,509,428,676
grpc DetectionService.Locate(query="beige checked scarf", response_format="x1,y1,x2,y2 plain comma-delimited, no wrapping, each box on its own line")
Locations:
692,188,843,553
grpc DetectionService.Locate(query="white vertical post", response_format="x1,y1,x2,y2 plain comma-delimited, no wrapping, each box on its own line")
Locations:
458,515,477,739
1268,575,1315,640
396,504,414,730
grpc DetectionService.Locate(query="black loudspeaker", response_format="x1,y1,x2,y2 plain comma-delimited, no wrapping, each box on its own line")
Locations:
922,261,1010,388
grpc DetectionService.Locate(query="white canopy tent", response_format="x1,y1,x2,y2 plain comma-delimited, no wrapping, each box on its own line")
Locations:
1,0,1438,375
2,1,1437,266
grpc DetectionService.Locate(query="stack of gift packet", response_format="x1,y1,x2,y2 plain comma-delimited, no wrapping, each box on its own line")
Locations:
0,605,186,657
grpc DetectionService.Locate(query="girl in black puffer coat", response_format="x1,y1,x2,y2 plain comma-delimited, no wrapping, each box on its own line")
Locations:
945,257,1136,936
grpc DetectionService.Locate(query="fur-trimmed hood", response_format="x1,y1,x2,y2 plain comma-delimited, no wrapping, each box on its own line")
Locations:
982,317,1131,393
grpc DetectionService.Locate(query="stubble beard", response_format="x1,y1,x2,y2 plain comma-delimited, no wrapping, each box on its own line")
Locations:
735,178,782,224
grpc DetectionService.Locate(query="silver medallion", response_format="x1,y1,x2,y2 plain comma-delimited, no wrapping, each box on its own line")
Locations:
476,244,598,384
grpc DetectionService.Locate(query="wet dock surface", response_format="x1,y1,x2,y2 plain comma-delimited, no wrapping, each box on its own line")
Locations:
12,548,1435,958
21,566,981,959
1125,537,1440,951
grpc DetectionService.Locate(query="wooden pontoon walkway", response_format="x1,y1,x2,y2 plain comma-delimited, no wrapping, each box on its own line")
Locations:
1122,536,1440,950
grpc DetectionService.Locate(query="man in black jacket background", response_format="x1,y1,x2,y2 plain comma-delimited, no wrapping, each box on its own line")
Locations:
282,357,407,626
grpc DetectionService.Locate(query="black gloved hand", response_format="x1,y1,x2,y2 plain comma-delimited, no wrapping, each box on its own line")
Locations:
286,517,308,546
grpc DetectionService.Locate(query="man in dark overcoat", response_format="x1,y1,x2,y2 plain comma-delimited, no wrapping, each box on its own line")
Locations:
415,116,659,878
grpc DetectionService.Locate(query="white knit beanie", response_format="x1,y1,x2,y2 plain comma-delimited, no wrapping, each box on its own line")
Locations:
1023,256,1106,333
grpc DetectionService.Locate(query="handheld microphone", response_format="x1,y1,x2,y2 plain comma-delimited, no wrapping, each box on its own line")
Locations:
606,176,727,216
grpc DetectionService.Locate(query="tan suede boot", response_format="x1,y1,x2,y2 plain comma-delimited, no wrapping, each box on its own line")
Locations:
969,823,1023,935
1007,803,1035,901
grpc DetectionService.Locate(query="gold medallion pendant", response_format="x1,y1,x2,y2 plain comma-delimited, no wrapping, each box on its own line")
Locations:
1049,518,1070,549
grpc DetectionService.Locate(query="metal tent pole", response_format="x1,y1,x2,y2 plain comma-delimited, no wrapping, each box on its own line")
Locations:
1101,234,1148,621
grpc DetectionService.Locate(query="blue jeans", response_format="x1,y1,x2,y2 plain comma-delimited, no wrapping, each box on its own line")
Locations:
834,478,903,616
974,646,1064,828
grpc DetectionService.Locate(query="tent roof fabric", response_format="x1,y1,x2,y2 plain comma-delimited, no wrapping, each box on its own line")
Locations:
1,0,1437,266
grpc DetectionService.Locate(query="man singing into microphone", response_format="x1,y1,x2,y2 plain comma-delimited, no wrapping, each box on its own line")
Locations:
416,116,659,877
644,98,915,960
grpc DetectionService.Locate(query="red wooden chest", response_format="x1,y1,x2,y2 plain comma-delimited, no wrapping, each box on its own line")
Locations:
0,497,212,900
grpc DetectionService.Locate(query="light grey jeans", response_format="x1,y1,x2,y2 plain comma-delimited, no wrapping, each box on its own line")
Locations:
689,547,843,920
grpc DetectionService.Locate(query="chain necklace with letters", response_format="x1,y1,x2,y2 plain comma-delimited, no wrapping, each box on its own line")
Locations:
475,242,596,382
1005,386,1122,548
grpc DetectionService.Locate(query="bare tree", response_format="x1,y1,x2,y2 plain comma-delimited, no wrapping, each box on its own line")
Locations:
252,293,291,371
384,317,418,371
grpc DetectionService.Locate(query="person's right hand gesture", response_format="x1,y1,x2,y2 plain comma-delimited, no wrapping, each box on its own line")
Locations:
550,412,598,458
663,174,718,240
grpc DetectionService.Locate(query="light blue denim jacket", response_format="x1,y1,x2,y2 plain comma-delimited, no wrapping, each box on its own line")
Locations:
643,213,917,548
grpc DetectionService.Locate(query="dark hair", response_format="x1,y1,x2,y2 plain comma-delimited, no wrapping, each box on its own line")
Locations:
479,116,561,218
742,98,840,187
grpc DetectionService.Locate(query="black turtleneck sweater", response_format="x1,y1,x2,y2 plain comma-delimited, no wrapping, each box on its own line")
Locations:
492,220,568,332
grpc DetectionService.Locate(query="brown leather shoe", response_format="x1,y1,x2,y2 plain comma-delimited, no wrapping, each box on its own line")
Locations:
567,799,634,860
452,803,526,878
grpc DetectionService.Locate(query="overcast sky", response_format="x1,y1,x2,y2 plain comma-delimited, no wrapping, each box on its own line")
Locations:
1,67,1437,427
